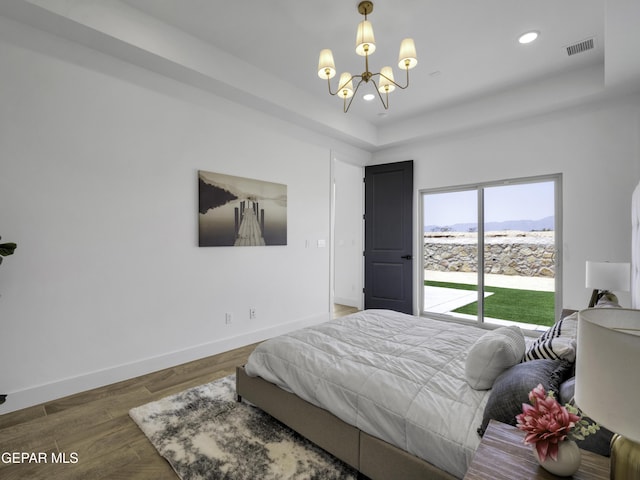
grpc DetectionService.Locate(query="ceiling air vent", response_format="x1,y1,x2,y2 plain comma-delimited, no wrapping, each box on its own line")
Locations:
566,37,595,56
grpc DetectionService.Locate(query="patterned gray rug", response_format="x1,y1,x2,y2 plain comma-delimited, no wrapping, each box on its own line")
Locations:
129,374,358,480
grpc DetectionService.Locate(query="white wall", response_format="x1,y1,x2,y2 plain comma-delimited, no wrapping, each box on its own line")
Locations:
0,16,368,413
332,159,364,309
372,95,640,312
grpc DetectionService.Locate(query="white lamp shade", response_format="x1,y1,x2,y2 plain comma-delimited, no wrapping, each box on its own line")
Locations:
398,38,418,69
338,72,354,98
585,261,631,291
318,49,336,79
575,308,640,443
378,66,396,93
355,20,376,56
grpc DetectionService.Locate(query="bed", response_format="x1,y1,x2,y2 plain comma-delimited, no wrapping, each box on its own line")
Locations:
236,308,580,479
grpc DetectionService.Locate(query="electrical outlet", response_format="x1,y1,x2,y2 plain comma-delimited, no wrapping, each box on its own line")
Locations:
225,313,233,324
249,308,256,319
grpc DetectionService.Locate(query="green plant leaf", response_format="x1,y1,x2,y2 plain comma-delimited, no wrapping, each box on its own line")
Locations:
0,242,17,257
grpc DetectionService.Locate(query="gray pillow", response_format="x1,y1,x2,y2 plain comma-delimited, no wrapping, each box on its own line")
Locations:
478,359,573,436
465,325,526,390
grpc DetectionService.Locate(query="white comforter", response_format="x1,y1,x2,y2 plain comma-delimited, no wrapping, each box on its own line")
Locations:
245,309,492,479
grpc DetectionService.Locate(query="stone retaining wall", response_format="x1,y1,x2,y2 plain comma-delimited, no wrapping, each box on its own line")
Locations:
424,231,555,277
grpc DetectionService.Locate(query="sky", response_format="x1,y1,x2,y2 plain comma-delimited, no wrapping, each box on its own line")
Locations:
423,181,555,226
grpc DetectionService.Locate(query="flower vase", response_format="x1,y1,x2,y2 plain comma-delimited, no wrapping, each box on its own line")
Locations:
533,440,581,477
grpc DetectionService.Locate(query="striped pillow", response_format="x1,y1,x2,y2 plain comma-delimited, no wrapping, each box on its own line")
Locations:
524,312,577,362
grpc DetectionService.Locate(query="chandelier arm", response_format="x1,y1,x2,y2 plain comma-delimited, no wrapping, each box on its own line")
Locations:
374,66,411,90
370,78,390,110
344,77,366,113
326,76,335,96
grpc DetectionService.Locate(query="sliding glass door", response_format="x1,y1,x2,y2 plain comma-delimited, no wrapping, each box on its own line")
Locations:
423,189,479,317
422,175,560,329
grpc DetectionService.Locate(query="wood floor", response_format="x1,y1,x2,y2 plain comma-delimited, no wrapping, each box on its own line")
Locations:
0,305,359,480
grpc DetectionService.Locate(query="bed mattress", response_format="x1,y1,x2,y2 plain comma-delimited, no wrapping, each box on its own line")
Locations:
244,309,492,478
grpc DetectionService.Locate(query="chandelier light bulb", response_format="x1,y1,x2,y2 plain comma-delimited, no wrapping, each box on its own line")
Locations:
317,49,336,79
355,20,376,56
338,72,354,98
378,66,396,93
398,38,417,69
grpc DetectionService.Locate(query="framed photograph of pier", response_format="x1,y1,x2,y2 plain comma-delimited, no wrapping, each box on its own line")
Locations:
198,170,287,247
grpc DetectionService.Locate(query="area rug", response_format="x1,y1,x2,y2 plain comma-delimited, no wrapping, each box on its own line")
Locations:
129,375,358,480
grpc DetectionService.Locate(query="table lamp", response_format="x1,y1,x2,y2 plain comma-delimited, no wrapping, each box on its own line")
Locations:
575,308,640,479
585,261,630,307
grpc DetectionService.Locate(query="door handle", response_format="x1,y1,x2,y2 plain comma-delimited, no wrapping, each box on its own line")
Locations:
401,255,412,260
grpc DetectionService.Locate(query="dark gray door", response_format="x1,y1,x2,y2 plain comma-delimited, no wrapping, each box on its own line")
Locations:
364,160,414,313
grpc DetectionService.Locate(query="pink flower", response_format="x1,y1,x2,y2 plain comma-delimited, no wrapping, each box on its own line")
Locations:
528,383,547,403
516,383,581,462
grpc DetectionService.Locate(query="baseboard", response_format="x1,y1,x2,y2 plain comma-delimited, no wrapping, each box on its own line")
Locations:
0,312,330,415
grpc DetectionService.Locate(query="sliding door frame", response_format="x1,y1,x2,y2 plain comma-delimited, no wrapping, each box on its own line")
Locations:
419,173,563,327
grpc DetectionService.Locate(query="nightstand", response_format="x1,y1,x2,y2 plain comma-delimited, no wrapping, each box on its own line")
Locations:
464,420,610,479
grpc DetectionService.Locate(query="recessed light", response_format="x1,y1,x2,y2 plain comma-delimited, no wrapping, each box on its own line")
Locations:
363,93,375,101
518,31,539,44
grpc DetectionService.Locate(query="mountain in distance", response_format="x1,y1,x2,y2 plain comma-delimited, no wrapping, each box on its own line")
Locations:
198,178,238,214
425,216,554,233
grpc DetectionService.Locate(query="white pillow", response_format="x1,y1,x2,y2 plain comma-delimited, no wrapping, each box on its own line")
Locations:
465,325,526,390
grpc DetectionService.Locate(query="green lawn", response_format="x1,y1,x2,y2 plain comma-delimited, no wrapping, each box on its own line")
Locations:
425,280,555,326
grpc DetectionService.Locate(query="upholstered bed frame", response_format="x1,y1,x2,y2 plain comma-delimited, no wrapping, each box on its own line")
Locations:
236,366,455,480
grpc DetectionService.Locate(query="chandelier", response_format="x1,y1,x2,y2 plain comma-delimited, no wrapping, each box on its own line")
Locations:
317,1,417,113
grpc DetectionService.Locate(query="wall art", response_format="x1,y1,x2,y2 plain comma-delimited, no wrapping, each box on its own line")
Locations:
198,170,287,246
